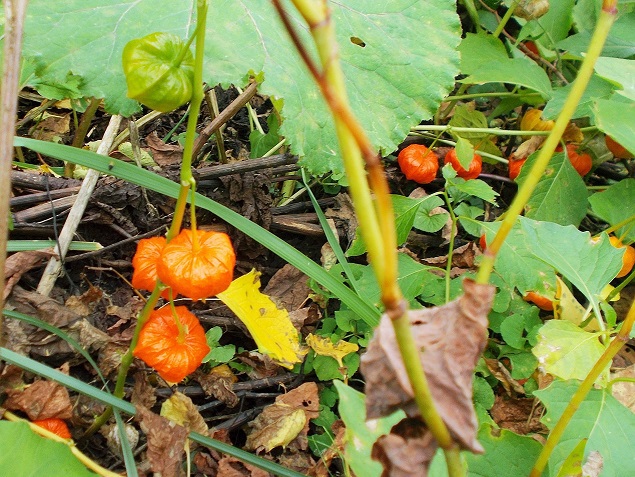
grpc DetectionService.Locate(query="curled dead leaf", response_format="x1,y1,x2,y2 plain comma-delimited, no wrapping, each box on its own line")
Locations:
361,279,494,453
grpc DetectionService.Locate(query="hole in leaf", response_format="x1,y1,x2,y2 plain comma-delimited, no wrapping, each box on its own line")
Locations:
350,36,366,47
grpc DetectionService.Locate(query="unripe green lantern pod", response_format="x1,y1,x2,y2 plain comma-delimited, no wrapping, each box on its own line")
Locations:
123,32,195,112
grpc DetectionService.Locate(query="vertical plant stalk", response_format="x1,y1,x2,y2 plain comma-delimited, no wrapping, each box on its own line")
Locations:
475,0,617,286
36,114,122,296
65,97,102,177
529,295,635,477
0,0,29,347
166,0,208,241
87,0,210,438
272,1,462,474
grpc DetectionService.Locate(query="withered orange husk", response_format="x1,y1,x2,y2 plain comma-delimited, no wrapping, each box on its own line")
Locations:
131,236,170,298
32,418,72,439
157,229,235,300
133,306,210,383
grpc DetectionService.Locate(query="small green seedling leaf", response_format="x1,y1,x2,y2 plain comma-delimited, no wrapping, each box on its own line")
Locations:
533,320,606,384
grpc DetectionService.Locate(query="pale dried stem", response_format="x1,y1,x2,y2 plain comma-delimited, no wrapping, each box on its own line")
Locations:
0,0,28,346
36,115,122,296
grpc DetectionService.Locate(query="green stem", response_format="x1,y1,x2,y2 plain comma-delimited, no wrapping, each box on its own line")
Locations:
529,295,635,477
492,1,519,38
475,0,617,286
442,192,458,304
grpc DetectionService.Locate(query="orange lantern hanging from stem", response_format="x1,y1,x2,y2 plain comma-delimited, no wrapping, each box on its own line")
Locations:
157,229,235,301
133,305,210,383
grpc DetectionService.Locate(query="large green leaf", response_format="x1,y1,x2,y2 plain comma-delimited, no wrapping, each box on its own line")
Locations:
588,179,635,243
535,380,635,477
0,421,97,476
10,0,461,182
465,425,543,477
543,74,616,120
519,220,623,317
593,98,635,161
480,219,557,296
532,321,606,384
457,33,552,99
594,57,635,102
517,152,588,226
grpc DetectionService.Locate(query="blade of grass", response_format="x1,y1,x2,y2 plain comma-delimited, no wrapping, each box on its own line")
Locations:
113,409,138,477
0,347,308,477
0,347,136,414
7,240,102,252
14,137,380,327
3,309,107,385
300,167,362,297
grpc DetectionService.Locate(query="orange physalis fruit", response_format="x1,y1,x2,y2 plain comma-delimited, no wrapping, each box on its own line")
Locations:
32,418,72,439
605,135,632,159
133,306,210,383
479,234,487,251
397,144,439,184
556,144,592,176
523,291,554,311
157,229,235,301
444,148,482,180
132,236,170,298
609,236,635,278
508,155,526,180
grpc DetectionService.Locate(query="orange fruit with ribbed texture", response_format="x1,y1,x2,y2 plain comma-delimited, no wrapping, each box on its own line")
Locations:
157,229,235,300
397,144,439,184
605,136,632,159
508,156,526,180
133,306,210,383
523,291,553,311
32,418,72,439
444,148,482,180
132,236,170,298
556,144,592,176
609,236,635,278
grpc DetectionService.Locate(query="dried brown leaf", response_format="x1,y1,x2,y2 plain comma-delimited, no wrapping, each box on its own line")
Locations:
131,371,157,409
490,395,546,435
145,131,182,166
217,457,271,477
3,250,55,299
196,365,239,407
65,284,103,317
611,365,635,412
245,382,319,453
513,135,545,161
372,418,437,477
361,279,494,452
4,377,73,420
8,286,80,327
263,264,311,312
562,122,584,143
136,405,188,477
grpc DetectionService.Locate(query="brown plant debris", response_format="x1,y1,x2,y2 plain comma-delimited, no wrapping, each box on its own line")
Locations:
361,279,494,454
136,405,188,477
3,249,56,299
245,382,319,453
4,373,73,420
372,418,437,477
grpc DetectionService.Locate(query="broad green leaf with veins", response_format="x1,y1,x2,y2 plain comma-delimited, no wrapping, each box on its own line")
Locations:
10,0,461,182
517,151,588,226
532,320,606,384
535,380,635,477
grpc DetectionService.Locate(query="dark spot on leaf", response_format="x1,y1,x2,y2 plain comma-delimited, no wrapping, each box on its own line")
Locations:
350,36,366,47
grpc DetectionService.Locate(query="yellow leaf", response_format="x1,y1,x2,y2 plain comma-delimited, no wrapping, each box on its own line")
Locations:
217,270,307,368
160,392,208,434
306,333,359,367
555,276,598,331
245,404,306,452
